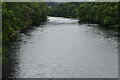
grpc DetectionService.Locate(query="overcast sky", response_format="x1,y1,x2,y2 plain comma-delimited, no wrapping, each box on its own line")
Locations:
2,0,119,2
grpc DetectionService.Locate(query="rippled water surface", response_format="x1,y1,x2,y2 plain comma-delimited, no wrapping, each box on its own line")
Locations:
4,17,118,78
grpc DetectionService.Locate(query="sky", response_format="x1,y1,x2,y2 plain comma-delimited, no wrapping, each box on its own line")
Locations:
1,0,120,2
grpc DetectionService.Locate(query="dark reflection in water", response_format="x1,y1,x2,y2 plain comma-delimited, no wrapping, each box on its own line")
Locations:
3,17,118,78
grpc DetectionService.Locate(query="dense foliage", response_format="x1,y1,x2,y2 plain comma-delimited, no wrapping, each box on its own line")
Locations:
2,2,48,59
2,2,119,62
49,2,119,27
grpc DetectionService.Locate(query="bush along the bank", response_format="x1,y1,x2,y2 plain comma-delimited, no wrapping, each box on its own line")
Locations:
77,2,119,27
49,2,119,28
2,2,48,56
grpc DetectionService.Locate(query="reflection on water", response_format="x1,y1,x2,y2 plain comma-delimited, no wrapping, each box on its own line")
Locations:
3,17,118,78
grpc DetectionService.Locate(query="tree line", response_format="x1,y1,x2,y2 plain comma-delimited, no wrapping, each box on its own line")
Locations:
2,2,119,62
49,2,119,28
2,2,48,61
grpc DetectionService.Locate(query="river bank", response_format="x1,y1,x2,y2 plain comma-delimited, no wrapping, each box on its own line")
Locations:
2,2,48,63
3,17,118,78
49,2,119,29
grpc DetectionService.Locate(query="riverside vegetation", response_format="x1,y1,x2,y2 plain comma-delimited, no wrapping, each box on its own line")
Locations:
49,2,119,28
2,2,48,62
2,2,119,62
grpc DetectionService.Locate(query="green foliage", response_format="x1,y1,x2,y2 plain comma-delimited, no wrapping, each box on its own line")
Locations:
2,47,8,63
30,3,48,26
2,2,48,54
49,2,79,18
49,2,118,26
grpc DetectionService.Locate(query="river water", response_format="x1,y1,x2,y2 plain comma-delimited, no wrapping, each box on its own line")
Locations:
3,17,118,78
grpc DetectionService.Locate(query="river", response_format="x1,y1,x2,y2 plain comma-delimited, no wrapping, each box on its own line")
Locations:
3,17,118,78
